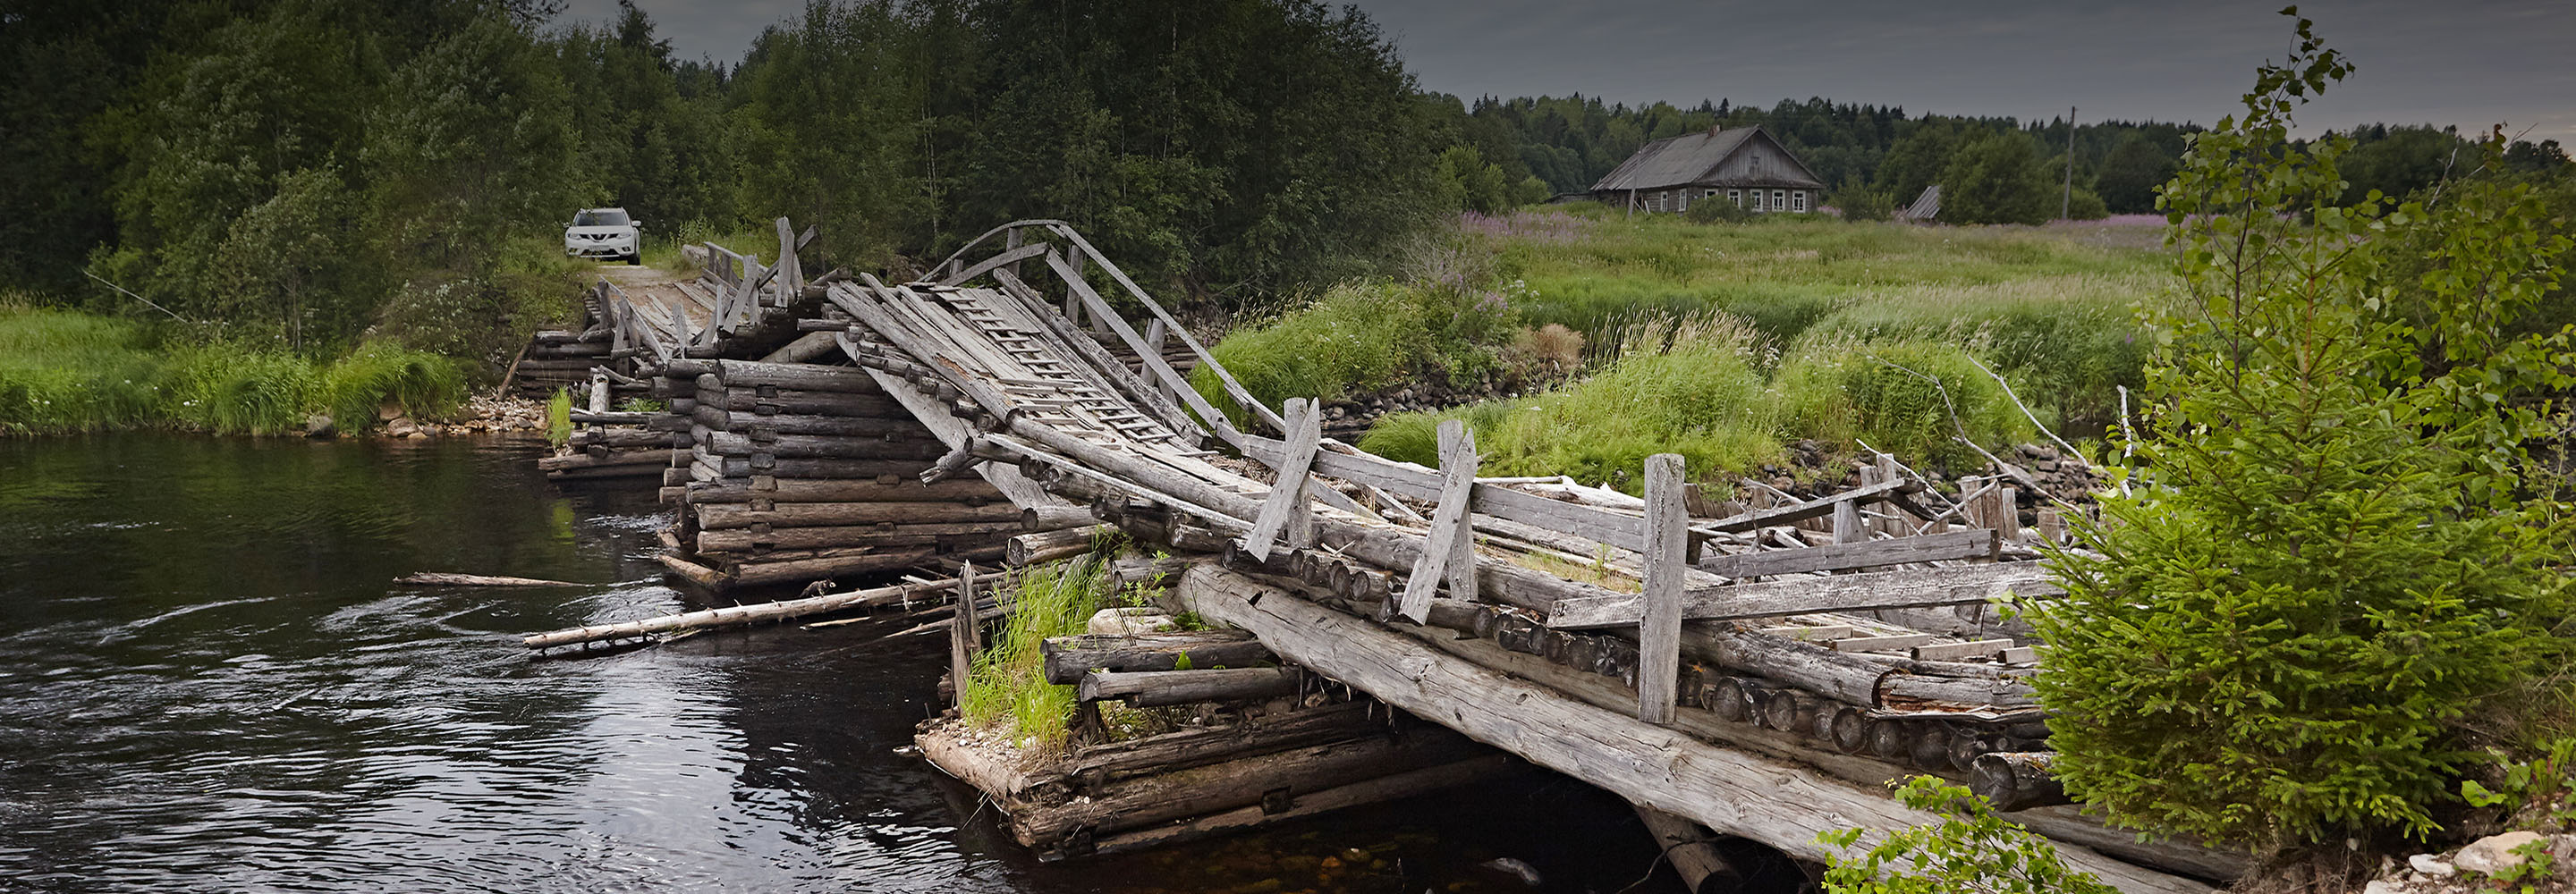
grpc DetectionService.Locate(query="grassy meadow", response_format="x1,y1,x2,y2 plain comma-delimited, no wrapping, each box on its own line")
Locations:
1205,207,2174,486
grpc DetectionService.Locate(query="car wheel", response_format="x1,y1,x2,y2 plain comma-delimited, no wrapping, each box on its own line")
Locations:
626,251,642,266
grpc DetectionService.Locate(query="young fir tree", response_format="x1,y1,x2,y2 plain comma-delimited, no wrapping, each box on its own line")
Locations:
2029,11,2576,853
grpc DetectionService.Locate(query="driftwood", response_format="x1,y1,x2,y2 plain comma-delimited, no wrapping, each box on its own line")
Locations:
522,573,995,648
1008,525,1114,567
398,572,587,586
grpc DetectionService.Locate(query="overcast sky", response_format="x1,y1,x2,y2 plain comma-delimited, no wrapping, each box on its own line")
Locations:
558,0,2576,141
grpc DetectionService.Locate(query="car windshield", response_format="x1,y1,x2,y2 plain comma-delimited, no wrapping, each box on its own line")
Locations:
573,209,630,227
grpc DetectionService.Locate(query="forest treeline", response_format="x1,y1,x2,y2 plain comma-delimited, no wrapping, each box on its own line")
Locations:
4,0,2569,362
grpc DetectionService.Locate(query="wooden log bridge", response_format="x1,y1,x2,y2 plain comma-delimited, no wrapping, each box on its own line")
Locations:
536,218,2233,890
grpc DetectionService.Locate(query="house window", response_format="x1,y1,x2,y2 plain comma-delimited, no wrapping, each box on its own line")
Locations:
1728,189,1741,207
1771,190,1785,209
1704,189,1718,198
1792,190,1808,213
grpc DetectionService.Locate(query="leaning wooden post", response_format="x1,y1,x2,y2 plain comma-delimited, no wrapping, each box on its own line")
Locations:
1398,419,1479,623
1241,398,1320,562
1284,402,1320,552
1638,453,1687,725
588,367,611,416
950,560,979,710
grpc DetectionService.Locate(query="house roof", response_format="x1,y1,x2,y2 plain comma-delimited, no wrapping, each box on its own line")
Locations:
1589,125,1826,192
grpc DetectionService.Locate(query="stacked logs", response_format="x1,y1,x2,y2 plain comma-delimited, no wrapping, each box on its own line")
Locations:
539,363,674,483
1209,542,2062,802
650,357,1018,590
511,328,633,400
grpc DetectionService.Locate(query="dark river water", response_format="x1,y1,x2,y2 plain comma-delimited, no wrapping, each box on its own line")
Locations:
0,434,1700,893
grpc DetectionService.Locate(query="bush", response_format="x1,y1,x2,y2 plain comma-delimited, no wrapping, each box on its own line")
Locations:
1820,776,2119,894
1194,275,1518,412
1360,314,1784,489
1773,340,2034,469
2030,17,2576,851
1683,195,1752,224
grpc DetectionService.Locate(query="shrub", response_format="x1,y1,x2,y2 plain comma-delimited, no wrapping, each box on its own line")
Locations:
1194,276,1517,411
1773,340,2034,469
323,343,465,426
1819,776,2119,894
2029,16,2576,851
1683,195,1752,224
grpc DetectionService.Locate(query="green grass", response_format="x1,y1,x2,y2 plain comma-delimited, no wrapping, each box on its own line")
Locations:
1192,279,1517,412
960,556,1114,752
0,302,464,436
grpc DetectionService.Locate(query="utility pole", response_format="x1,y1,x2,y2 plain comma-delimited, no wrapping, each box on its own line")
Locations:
2061,105,2077,220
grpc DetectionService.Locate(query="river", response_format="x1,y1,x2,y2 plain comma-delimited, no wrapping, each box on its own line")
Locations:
0,434,1707,893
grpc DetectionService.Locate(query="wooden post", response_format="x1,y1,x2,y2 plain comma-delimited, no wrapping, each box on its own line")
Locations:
1996,485,2021,543
950,560,978,711
1831,494,1863,546
1242,398,1320,562
588,368,611,416
1398,420,1478,622
1639,453,1686,725
774,217,801,302
1141,318,1167,377
1002,227,1024,281
1957,475,1985,528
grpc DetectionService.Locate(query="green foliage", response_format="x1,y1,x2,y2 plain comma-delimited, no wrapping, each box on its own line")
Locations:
545,388,572,448
1773,340,2035,469
1360,315,1784,489
209,166,373,350
961,557,1113,751
2461,738,2576,831
2093,132,2180,214
1819,776,2119,894
2030,13,2576,851
1942,131,2055,225
0,306,462,435
1683,194,1753,224
1434,145,1513,214
1829,183,1894,222
1197,274,1519,410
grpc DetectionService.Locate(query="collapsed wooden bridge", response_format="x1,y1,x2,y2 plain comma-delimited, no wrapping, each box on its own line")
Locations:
528,220,2241,892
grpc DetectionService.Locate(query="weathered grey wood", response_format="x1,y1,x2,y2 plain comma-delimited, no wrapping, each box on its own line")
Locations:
1547,562,2064,628
1087,755,1519,857
1241,399,1320,562
1832,633,1938,653
1638,453,1687,725
1398,420,1479,622
398,572,586,587
537,449,681,471
1701,529,1999,578
1696,477,1915,535
1242,435,1648,552
694,429,947,460
1041,250,1246,444
1075,667,1301,706
691,406,916,437
693,522,1017,554
985,269,1211,446
1042,224,1288,434
708,359,880,393
693,500,1021,530
940,240,1051,288
1174,566,2212,893
1634,805,1741,891
523,573,992,648
950,563,977,709
1913,638,2015,662
685,477,1000,504
1041,631,1275,684
1008,525,1113,567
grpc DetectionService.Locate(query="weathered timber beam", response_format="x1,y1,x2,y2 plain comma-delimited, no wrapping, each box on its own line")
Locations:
1008,524,1114,567
1548,561,2063,629
1074,667,1301,706
1041,631,1275,684
1174,565,2213,892
1693,478,1917,535
1699,528,1999,578
1041,223,1288,435
1974,751,2072,812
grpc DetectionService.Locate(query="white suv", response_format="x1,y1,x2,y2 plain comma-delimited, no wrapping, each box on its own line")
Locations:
564,207,642,264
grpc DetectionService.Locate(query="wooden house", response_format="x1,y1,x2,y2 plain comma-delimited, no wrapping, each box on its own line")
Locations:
1590,125,1827,215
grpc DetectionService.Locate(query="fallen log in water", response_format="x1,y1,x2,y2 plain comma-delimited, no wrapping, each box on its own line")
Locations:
521,572,1001,649
399,572,588,586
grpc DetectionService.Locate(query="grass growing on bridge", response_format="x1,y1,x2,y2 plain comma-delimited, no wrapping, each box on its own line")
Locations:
0,302,464,435
960,556,1112,752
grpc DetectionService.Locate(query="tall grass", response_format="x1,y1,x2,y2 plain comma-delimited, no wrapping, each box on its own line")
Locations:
1192,276,1519,412
0,305,463,435
960,557,1113,752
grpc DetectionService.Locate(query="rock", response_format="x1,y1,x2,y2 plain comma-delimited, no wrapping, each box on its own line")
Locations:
2361,881,2404,894
2456,831,2545,875
2408,854,2455,878
303,413,335,438
386,418,418,437
377,401,404,422
1086,607,1177,637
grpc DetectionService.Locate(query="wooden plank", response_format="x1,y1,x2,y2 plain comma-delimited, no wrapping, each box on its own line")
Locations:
1241,435,1648,552
1638,452,1687,725
1831,633,1937,653
1914,638,2014,662
1042,224,1288,434
1546,562,2063,629
1398,420,1478,622
1042,250,1244,445
1699,529,1999,578
1241,398,1319,562
940,241,1050,288
1758,624,1855,642
1695,477,1913,535
1173,565,2216,894
949,562,976,710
